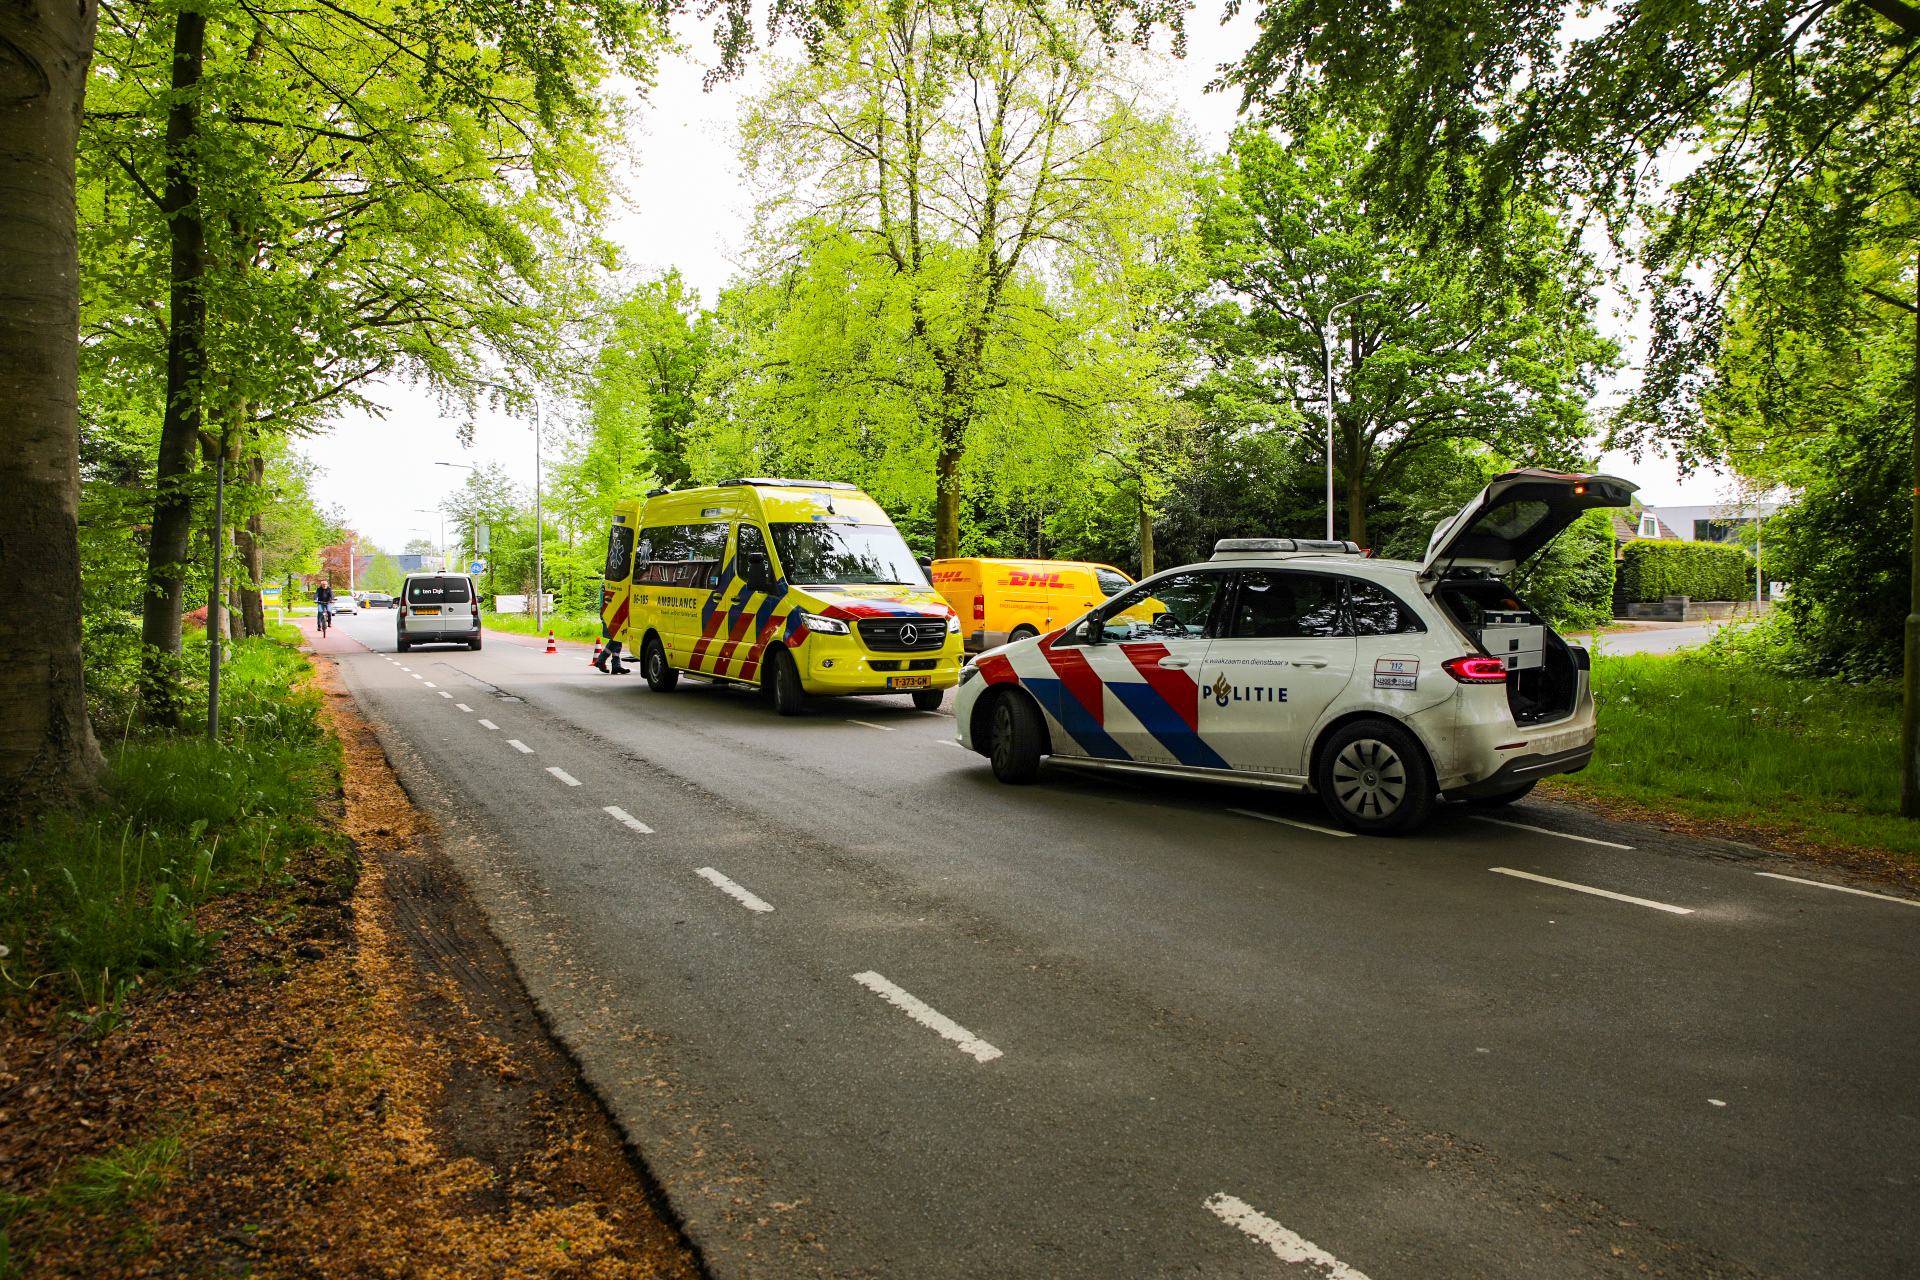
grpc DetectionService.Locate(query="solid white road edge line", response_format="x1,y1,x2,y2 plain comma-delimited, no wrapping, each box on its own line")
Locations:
696,867,773,912
603,806,654,834
1474,816,1634,849
477,719,498,730
1490,867,1693,914
934,739,963,748
1228,807,1356,838
1756,871,1920,907
851,971,1003,1063
1204,1194,1372,1280
507,739,533,754
846,719,895,731
547,767,581,786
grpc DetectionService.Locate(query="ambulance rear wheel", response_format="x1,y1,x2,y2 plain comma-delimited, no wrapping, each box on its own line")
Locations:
1009,625,1039,643
642,637,679,693
988,690,1045,784
1314,718,1437,835
766,647,806,716
911,688,944,711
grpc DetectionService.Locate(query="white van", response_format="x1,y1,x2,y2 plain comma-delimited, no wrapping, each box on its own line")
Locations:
396,573,481,651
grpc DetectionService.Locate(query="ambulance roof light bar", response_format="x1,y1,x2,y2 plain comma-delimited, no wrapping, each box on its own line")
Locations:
716,477,860,491
1211,537,1364,561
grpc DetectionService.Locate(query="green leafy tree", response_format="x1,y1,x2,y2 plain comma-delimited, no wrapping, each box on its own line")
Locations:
581,271,718,490
730,0,1193,557
1187,119,1616,547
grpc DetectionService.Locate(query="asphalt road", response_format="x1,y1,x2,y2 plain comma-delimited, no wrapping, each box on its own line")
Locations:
322,612,1918,1280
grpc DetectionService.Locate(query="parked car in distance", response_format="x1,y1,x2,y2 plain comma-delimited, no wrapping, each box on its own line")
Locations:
331,597,358,615
362,593,394,609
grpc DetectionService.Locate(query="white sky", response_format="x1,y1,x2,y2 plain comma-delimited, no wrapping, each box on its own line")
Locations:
300,9,1728,555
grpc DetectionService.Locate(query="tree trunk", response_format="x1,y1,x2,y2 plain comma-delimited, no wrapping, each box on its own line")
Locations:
137,8,207,725
1138,495,1155,578
1902,285,1919,817
0,0,110,820
934,418,964,560
1345,435,1368,548
236,452,266,637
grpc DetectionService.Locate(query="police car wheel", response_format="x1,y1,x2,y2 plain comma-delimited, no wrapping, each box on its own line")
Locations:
911,688,943,711
767,647,806,716
1467,780,1536,806
988,690,1045,784
1315,719,1436,835
643,637,679,693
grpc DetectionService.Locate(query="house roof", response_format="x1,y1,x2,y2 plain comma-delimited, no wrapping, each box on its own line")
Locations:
1611,511,1681,542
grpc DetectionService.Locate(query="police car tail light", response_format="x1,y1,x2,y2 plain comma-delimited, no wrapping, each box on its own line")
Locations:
973,593,985,621
1443,655,1508,683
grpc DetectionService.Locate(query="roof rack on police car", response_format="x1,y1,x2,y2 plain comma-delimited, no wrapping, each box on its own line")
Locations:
715,477,860,490
1210,537,1363,560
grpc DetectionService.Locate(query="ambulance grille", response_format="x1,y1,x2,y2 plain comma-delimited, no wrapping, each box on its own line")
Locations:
858,618,947,651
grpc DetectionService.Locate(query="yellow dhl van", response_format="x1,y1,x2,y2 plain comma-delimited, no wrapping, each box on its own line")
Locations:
600,479,962,714
930,558,1143,653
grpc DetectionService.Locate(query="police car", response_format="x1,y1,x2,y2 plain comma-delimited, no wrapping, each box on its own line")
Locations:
952,470,1636,834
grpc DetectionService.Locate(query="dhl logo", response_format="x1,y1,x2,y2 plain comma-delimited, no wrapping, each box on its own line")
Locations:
1005,571,1067,588
932,570,966,582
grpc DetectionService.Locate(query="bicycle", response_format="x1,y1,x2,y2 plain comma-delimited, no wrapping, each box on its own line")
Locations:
316,604,332,637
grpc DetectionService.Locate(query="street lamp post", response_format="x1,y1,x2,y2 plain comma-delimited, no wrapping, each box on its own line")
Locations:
415,509,446,571
1322,290,1382,542
531,397,544,632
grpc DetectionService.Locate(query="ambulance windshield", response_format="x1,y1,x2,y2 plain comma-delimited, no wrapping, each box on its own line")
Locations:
769,522,929,587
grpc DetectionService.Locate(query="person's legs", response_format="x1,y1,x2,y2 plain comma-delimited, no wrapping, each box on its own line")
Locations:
606,640,627,674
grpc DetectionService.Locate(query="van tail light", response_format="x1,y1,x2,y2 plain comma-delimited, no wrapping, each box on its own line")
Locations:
398,606,408,617
1443,655,1508,683
973,593,985,622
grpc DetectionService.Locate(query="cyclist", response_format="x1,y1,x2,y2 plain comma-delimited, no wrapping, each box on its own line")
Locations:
314,581,335,635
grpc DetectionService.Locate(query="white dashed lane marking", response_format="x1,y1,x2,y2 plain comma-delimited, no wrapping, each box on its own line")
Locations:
409,674,423,680
603,806,654,834
1490,867,1693,915
1474,816,1633,849
1228,807,1355,838
424,681,436,688
438,691,451,698
846,719,895,731
696,867,774,912
456,704,473,712
852,972,1002,1063
1205,1194,1372,1279
1756,871,1920,907
507,739,533,753
478,719,498,730
546,767,581,786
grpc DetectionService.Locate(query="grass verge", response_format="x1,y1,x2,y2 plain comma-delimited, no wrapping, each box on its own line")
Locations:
1547,647,1915,863
482,610,605,644
0,636,341,1032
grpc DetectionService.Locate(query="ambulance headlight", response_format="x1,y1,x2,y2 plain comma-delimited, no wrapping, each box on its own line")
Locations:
946,614,961,633
798,612,849,635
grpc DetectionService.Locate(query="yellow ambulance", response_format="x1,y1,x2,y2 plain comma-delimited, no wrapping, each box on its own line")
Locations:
600,479,962,714
930,558,1142,653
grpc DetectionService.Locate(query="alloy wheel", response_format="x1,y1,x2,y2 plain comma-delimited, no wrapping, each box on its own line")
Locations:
1331,738,1407,819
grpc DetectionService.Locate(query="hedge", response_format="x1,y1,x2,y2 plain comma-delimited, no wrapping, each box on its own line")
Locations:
1618,539,1753,602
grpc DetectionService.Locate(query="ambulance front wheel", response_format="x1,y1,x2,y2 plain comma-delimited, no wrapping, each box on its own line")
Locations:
766,647,806,716
911,688,944,711
988,690,1046,784
642,637,679,693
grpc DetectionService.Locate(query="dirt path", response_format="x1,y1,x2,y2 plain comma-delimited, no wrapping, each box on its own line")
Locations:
0,657,702,1278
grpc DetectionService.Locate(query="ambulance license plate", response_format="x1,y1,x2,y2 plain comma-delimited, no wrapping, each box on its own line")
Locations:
414,607,439,615
888,675,932,689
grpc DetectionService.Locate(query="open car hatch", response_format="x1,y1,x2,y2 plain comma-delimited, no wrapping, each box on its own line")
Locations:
1420,469,1637,579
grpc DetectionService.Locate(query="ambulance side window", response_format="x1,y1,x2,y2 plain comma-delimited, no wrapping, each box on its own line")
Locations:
1345,579,1426,635
684,523,728,588
637,527,685,584
603,524,636,581
1222,571,1342,639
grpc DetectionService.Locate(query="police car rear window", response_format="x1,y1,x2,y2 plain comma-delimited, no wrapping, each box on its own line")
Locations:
406,577,472,603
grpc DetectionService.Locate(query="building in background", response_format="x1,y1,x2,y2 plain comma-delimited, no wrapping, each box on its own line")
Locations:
1640,502,1784,543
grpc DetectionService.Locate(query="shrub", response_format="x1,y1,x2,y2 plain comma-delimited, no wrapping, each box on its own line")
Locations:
1617,538,1753,602
1511,508,1617,631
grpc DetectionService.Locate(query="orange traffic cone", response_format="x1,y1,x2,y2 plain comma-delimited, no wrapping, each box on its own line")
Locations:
591,638,603,665
545,630,557,654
